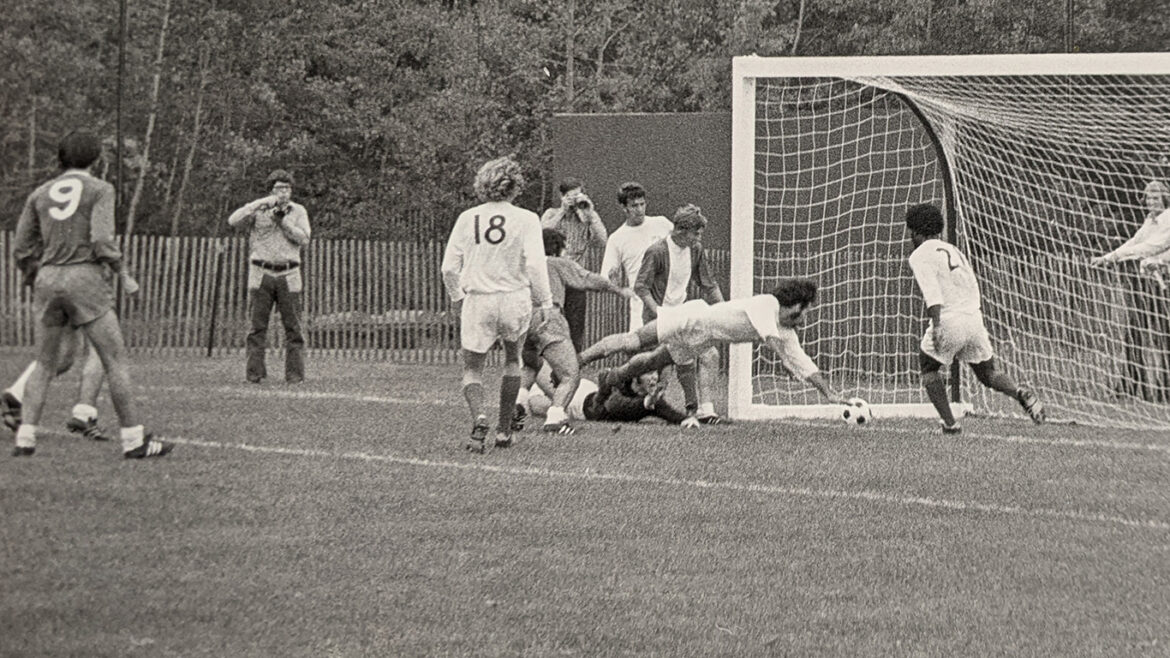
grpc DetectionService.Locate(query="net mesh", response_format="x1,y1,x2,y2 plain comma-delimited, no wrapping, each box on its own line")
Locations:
748,72,1170,429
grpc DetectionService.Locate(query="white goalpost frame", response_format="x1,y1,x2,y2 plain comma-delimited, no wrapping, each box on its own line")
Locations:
728,52,1170,422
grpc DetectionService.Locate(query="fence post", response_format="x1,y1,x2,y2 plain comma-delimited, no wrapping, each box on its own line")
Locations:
206,239,226,357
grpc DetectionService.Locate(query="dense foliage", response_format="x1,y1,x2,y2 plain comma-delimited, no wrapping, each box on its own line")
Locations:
1,0,1166,239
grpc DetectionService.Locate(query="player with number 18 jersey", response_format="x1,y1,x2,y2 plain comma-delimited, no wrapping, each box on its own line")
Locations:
441,200,552,352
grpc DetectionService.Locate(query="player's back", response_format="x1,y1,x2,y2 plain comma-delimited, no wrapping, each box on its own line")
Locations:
908,238,981,314
449,201,542,295
26,171,116,267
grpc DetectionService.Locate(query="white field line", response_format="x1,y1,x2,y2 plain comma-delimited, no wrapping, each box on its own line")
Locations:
144,384,1170,456
165,436,1170,532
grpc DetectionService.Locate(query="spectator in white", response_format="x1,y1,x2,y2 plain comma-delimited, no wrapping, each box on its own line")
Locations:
1091,180,1170,272
600,182,674,330
227,169,312,384
633,204,725,423
541,177,608,350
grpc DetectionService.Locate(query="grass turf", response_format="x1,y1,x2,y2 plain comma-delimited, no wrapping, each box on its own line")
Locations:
1,352,1168,656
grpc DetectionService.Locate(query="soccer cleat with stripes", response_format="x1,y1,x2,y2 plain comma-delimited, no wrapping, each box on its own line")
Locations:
123,435,174,459
66,417,114,442
1,391,21,432
466,416,489,454
697,413,728,425
541,420,576,435
1017,387,1046,425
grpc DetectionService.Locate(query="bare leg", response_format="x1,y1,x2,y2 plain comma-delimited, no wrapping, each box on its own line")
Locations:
922,369,957,426
76,338,105,409
579,324,659,366
81,311,137,428
540,340,580,431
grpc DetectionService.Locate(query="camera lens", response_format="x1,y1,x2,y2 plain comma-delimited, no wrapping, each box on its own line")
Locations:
576,200,590,209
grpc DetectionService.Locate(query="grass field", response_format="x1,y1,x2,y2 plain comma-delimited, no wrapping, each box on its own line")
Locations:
2,351,1168,657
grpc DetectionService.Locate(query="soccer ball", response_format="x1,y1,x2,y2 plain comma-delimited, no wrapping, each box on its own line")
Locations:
841,397,872,426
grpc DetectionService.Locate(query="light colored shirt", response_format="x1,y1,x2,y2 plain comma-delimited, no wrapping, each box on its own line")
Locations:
908,238,981,315
227,199,311,264
545,257,614,307
1105,208,1170,262
442,201,552,306
14,169,120,273
681,295,819,380
601,216,673,327
664,235,692,307
540,206,608,264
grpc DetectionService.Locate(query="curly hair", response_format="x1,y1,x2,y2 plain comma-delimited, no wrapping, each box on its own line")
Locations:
265,169,294,190
905,203,945,237
770,278,818,308
618,181,646,207
672,204,707,231
474,156,525,202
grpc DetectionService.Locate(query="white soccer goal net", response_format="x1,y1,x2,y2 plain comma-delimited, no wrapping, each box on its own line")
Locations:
728,54,1170,429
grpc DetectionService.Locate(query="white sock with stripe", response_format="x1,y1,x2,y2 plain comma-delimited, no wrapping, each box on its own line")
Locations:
120,425,146,452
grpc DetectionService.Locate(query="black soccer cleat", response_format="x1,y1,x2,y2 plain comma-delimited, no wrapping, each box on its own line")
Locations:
12,445,35,457
697,413,729,425
1017,387,1046,425
66,417,114,442
1,391,21,432
510,403,527,432
940,420,963,435
123,435,174,459
466,416,489,454
494,430,514,449
541,420,576,435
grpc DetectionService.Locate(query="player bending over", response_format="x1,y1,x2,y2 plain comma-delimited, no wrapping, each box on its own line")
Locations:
517,228,634,435
905,203,1045,434
527,368,688,425
578,278,847,425
441,156,554,453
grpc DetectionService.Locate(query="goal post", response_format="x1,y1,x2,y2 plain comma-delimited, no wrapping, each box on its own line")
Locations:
728,53,1170,429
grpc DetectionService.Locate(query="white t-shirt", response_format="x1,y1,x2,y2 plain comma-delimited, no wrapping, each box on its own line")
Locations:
601,216,674,327
663,235,692,307
662,295,819,380
441,201,551,305
908,238,981,316
600,216,674,285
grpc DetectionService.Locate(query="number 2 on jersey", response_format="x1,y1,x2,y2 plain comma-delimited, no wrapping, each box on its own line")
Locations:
48,178,83,220
474,214,507,245
936,246,969,272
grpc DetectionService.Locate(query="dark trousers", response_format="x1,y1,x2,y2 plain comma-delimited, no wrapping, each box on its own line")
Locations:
562,287,588,352
246,274,305,382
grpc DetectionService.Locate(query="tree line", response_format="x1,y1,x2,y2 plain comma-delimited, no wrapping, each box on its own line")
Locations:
1,0,1166,240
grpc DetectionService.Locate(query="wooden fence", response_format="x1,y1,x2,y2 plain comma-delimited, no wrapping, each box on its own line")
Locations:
0,231,730,365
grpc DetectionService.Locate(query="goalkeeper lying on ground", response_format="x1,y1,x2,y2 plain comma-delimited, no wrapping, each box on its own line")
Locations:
578,277,847,425
526,368,688,425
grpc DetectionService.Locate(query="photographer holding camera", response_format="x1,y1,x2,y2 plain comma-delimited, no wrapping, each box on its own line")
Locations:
227,169,312,384
541,177,608,350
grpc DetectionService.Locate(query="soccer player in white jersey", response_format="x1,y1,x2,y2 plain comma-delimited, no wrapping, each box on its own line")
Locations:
905,203,1045,434
578,278,847,426
441,156,554,453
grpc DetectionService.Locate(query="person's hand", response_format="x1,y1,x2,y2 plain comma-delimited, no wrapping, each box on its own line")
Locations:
931,324,947,354
531,305,553,334
1090,254,1112,267
617,287,636,300
827,393,848,405
121,270,140,295
451,299,463,317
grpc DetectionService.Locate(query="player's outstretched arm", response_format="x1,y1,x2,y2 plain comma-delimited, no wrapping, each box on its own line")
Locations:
761,335,845,404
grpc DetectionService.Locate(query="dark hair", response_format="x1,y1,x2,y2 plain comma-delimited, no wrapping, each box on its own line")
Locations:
771,278,818,308
542,228,567,256
558,177,584,195
58,131,102,170
618,182,646,207
905,203,945,237
266,169,294,190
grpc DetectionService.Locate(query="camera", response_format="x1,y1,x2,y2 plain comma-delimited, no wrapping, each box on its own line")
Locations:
573,194,592,211
273,205,290,219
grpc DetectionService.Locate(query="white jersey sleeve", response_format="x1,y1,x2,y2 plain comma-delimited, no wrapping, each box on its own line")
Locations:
908,239,981,314
770,327,820,381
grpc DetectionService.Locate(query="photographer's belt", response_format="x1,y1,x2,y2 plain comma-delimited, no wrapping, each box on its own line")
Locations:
252,259,300,273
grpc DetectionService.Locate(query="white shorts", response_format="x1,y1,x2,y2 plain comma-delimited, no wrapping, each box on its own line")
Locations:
656,300,712,366
460,289,532,353
567,378,598,421
920,312,995,365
